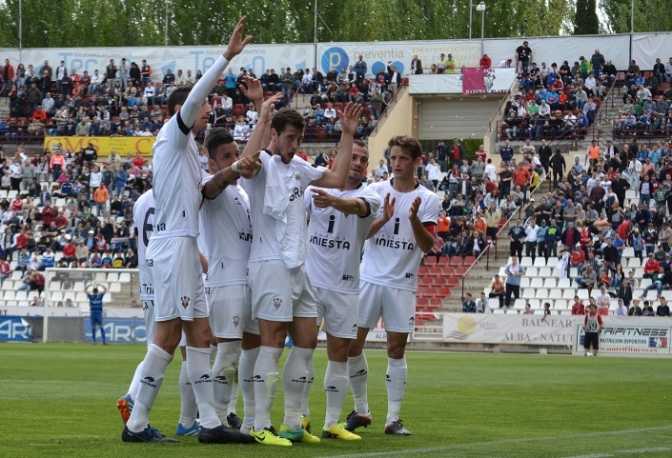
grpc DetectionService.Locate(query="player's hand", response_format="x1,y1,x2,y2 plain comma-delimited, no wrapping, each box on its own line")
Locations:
382,193,396,222
260,92,282,120
239,76,263,101
238,152,261,178
223,16,253,61
339,102,363,136
311,188,335,209
409,196,422,222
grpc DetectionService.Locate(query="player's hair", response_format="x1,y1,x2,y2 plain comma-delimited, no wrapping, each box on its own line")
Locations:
271,108,305,134
353,140,368,150
388,135,422,160
167,87,192,116
205,128,235,159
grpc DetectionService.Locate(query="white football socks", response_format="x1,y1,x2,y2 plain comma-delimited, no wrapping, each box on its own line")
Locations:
348,352,370,416
282,346,313,430
385,356,407,425
323,360,348,428
253,346,283,431
299,351,315,419
127,361,143,400
239,346,260,432
178,361,198,427
126,344,171,433
212,341,241,423
227,381,239,415
186,346,221,430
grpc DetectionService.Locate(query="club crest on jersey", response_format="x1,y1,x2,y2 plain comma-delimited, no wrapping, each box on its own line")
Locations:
273,298,282,309
181,296,190,309
232,315,240,327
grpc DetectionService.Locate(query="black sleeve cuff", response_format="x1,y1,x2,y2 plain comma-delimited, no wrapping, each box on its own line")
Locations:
176,112,191,136
357,197,372,218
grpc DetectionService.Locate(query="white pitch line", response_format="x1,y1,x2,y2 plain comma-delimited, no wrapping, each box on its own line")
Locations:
317,425,672,458
562,446,672,458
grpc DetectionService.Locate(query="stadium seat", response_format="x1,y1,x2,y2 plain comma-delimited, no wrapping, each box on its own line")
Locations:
634,268,644,278
554,299,568,309
119,273,131,283
416,297,429,308
419,277,433,287
533,258,546,267
446,277,460,287
418,266,430,276
4,291,15,300
549,289,562,299
455,266,468,276
562,289,576,299
10,271,22,281
640,278,652,289
63,292,76,301
75,292,88,303
577,289,589,300
546,258,558,268
449,257,463,267
622,247,634,258
438,287,451,299
463,256,476,265
106,272,119,282
102,294,112,303
558,278,571,288
438,256,450,266
521,258,532,267
526,267,538,277
543,278,556,288
15,291,28,301
424,257,437,266
50,291,63,303
1,280,14,291
522,289,536,299
530,278,543,288
73,282,85,292
628,258,641,268
538,268,551,277
429,298,442,308
110,283,121,293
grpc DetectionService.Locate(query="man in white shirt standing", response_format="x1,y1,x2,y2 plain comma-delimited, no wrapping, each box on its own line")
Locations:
344,136,439,437
121,17,255,445
240,102,362,446
304,139,381,441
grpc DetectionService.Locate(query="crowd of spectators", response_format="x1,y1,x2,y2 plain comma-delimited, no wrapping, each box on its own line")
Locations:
0,144,148,297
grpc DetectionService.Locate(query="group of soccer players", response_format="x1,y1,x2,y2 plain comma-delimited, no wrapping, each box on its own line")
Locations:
116,16,440,446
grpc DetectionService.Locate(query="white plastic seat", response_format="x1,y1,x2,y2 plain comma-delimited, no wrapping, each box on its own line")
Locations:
526,267,538,277
562,288,576,299
7,190,17,199
15,291,28,301
1,280,14,291
102,294,112,303
110,283,121,293
63,292,76,301
530,278,544,288
628,258,641,268
558,278,571,288
50,291,63,302
661,291,672,300
529,299,540,309
6,300,17,306
534,258,546,267
622,247,634,258
106,272,119,282
520,277,530,288
4,290,15,300
634,268,644,278
544,278,557,288
609,300,619,310
521,257,533,267
625,189,636,199
95,272,107,282
75,292,88,303
119,273,131,283
555,299,568,309
538,268,552,277
493,309,506,314
10,271,22,281
546,258,558,268
569,267,578,278
549,289,562,299
498,267,507,277
640,278,652,289
577,289,589,300
18,301,29,307
522,288,536,299
535,288,548,298
514,299,527,309
73,282,85,292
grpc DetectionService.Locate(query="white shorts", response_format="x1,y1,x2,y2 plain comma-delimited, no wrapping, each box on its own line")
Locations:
207,284,259,339
315,287,358,339
358,281,416,333
141,294,155,347
148,237,208,322
248,260,317,322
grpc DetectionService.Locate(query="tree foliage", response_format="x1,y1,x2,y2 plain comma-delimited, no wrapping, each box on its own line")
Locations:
0,0,663,49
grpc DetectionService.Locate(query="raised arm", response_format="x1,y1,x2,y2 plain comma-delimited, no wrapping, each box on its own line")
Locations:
311,188,368,217
202,152,261,199
178,17,252,131
240,91,282,159
310,102,362,188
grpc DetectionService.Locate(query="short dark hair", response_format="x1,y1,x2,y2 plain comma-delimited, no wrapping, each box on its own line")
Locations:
353,139,368,150
270,108,305,134
205,128,235,159
167,87,192,116
388,135,422,160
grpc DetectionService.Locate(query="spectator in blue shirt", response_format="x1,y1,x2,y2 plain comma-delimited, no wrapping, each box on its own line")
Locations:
85,282,108,345
462,293,477,313
114,170,127,198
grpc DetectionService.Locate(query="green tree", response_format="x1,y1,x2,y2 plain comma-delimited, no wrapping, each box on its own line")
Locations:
574,0,599,35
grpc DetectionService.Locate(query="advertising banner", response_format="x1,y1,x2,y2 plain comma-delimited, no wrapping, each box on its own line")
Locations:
573,317,672,358
8,44,312,86
442,313,576,346
0,316,33,341
44,136,156,156
631,33,672,71
83,317,147,343
461,68,517,95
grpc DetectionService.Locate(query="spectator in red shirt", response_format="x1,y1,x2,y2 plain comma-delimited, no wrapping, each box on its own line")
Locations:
0,256,9,286
15,228,27,249
643,253,660,279
11,197,22,212
54,212,68,231
570,245,585,271
571,296,585,315
41,202,57,226
62,238,77,264
131,152,145,168
32,106,47,120
479,54,492,68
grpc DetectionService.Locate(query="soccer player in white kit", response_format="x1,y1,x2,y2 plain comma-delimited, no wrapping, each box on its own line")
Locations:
201,90,280,434
241,103,362,446
344,136,439,436
121,17,254,444
304,140,381,441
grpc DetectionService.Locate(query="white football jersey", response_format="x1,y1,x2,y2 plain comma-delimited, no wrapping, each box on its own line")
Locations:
305,185,381,294
150,55,230,240
201,176,252,287
242,150,325,264
133,190,155,298
360,180,440,292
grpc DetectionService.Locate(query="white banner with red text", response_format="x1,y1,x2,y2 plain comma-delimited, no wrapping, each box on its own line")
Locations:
572,317,672,358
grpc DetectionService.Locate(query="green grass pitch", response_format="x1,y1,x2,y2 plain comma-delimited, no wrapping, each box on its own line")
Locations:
0,344,671,458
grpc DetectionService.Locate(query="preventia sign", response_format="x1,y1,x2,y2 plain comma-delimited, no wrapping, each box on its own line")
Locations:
572,317,672,358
